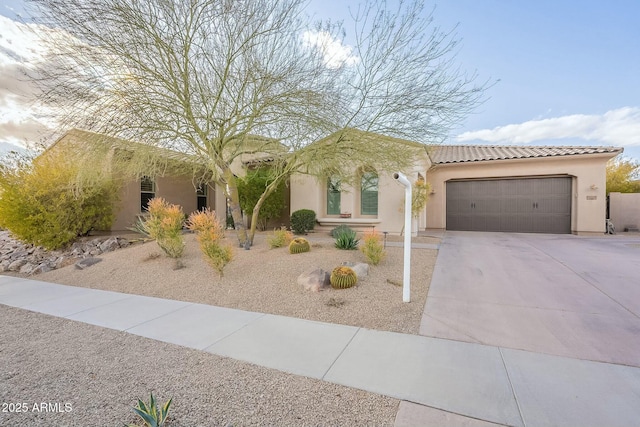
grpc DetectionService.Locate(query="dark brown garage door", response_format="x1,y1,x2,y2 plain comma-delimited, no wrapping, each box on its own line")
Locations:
446,177,572,233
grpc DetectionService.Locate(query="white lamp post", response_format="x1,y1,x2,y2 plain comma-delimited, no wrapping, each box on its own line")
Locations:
393,172,412,302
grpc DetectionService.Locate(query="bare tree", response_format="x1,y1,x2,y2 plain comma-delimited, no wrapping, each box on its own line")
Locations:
27,0,487,246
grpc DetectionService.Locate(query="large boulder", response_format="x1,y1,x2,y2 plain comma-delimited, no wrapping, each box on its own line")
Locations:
297,268,331,292
341,261,369,278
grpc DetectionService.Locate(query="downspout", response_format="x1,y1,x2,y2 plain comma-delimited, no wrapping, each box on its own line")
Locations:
393,172,412,303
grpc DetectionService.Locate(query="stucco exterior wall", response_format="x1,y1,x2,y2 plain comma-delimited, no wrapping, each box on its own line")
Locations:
609,192,640,231
289,168,427,234
426,154,613,234
111,176,216,231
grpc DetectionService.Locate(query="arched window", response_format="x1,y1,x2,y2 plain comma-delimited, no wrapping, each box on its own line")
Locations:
361,171,378,215
327,176,341,215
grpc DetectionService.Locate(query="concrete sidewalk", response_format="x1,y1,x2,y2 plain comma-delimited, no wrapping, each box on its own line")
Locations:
1,275,640,427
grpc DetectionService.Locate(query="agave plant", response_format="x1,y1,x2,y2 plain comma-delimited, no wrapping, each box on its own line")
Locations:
126,392,172,427
334,227,359,250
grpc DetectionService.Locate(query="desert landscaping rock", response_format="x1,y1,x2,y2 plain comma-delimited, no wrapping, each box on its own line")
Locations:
75,257,103,270
0,230,131,276
7,258,27,271
341,261,369,278
99,237,120,252
297,268,331,292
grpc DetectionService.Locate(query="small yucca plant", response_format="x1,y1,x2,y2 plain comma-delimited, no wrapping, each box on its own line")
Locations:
126,392,172,427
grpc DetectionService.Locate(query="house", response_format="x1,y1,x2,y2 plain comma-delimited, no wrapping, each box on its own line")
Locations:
46,129,224,231
290,140,622,235
47,129,292,232
50,129,622,235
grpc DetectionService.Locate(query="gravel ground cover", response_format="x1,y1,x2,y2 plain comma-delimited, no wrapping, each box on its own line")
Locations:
0,305,399,427
1,231,438,426
36,231,439,334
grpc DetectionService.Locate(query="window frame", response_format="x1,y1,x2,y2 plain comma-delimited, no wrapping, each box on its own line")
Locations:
140,176,155,212
196,183,208,211
360,170,379,216
327,175,341,215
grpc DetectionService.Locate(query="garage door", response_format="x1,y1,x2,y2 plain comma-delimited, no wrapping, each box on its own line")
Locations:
446,177,572,233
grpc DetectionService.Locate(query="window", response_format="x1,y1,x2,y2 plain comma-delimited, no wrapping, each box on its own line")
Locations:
140,176,155,212
197,184,208,211
327,176,341,215
361,171,378,215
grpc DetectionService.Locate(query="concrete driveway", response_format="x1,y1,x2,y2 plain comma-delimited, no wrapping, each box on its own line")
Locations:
420,231,640,367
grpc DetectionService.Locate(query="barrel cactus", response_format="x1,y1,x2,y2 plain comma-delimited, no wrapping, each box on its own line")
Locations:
330,266,358,289
289,237,310,254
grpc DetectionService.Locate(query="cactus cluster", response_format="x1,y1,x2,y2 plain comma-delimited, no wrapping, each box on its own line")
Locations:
289,237,310,254
330,266,358,289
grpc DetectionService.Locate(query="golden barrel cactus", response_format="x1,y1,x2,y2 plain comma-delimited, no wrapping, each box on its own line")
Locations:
330,266,357,289
289,237,310,254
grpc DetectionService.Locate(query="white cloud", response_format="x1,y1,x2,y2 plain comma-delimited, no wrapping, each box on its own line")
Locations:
0,15,63,147
302,30,359,69
457,107,640,146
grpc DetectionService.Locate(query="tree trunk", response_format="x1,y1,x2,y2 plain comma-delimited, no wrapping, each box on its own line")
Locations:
247,176,283,245
223,168,248,248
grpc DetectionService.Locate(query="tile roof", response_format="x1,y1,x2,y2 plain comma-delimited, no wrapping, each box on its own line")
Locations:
430,145,623,164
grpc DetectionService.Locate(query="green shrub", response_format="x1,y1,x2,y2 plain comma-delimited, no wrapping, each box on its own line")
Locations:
139,198,185,258
330,266,358,289
360,230,386,265
187,209,233,277
237,167,286,230
334,226,359,250
289,237,310,254
126,392,172,427
330,224,352,237
0,153,118,250
290,209,316,234
268,227,293,248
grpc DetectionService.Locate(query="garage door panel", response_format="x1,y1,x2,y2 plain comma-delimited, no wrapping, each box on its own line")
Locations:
537,197,571,214
501,215,519,232
447,214,473,231
446,177,571,234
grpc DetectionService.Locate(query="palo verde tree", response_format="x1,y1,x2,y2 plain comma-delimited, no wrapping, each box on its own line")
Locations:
237,167,286,231
606,156,640,194
27,0,488,246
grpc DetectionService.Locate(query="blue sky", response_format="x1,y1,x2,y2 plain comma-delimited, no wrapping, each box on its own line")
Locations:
1,0,639,159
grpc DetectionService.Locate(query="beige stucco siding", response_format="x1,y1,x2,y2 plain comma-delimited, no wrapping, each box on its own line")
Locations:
609,192,640,231
111,176,216,231
290,169,427,234
426,154,612,234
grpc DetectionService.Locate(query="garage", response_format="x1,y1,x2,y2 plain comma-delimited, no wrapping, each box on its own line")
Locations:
446,176,572,233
